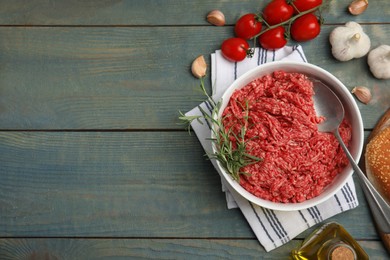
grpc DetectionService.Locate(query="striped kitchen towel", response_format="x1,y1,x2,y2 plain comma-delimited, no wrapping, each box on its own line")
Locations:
185,45,359,252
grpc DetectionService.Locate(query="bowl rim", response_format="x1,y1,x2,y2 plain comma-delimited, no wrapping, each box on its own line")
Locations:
211,61,364,211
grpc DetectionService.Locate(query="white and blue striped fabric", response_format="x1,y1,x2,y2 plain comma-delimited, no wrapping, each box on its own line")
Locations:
185,45,359,252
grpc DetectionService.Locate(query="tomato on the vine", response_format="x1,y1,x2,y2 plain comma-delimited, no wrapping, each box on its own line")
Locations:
290,0,322,13
221,38,251,62
234,13,262,40
290,13,321,41
262,0,294,25
259,26,287,50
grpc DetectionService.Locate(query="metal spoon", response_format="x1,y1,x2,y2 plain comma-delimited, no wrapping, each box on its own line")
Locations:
312,79,390,234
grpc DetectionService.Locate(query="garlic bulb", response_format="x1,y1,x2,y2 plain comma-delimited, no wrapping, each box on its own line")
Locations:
329,22,371,61
367,45,390,79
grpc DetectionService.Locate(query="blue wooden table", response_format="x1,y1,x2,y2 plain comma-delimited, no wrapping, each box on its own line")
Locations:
0,1,389,259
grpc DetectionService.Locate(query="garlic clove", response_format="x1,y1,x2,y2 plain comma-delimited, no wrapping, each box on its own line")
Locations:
351,86,372,104
191,55,207,78
206,10,225,26
348,0,368,16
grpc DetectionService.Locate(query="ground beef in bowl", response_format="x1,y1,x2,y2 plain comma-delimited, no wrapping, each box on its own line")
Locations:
221,71,352,203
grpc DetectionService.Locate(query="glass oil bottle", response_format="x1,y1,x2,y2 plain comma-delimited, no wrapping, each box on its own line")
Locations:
291,222,369,260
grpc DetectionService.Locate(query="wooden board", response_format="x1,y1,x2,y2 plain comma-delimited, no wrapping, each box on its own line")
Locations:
0,239,387,259
0,131,381,239
0,0,389,258
0,0,388,25
0,25,388,130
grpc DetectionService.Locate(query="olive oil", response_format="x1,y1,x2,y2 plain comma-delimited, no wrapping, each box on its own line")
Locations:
291,222,369,260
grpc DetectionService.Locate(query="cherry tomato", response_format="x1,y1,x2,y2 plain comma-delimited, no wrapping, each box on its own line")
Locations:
221,38,251,62
234,13,263,40
259,26,287,50
291,0,322,13
290,13,321,42
262,0,294,25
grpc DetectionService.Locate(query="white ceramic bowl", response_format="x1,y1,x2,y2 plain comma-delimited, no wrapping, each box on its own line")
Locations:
212,61,364,211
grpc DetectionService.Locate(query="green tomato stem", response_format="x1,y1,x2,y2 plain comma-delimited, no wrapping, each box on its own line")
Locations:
251,3,323,40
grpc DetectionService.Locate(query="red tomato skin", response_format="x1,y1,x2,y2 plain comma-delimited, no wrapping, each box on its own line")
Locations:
234,13,262,40
259,26,287,50
221,38,250,62
290,13,320,42
263,0,294,25
291,0,322,13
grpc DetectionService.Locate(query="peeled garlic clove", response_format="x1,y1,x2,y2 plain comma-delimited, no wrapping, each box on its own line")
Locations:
348,0,368,16
191,55,207,78
352,86,371,104
207,10,225,26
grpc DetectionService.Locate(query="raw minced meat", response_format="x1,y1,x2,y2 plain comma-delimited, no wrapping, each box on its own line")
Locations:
221,71,352,203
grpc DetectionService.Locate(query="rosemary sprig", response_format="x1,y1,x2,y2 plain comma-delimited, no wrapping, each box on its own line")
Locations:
178,111,202,134
179,79,262,182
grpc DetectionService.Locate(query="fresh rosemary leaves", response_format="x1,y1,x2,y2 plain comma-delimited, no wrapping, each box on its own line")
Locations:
179,79,262,182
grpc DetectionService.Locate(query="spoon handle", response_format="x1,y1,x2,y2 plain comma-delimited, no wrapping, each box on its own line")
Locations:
334,129,390,233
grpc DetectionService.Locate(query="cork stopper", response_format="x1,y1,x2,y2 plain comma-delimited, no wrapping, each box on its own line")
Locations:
328,243,356,260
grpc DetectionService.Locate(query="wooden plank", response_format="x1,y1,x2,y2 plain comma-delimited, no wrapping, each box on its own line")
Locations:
0,0,388,25
0,131,382,239
0,25,388,130
0,238,387,259
0,131,248,237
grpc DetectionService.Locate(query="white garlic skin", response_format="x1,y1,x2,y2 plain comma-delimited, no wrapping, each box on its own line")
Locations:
329,22,371,61
367,45,390,79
